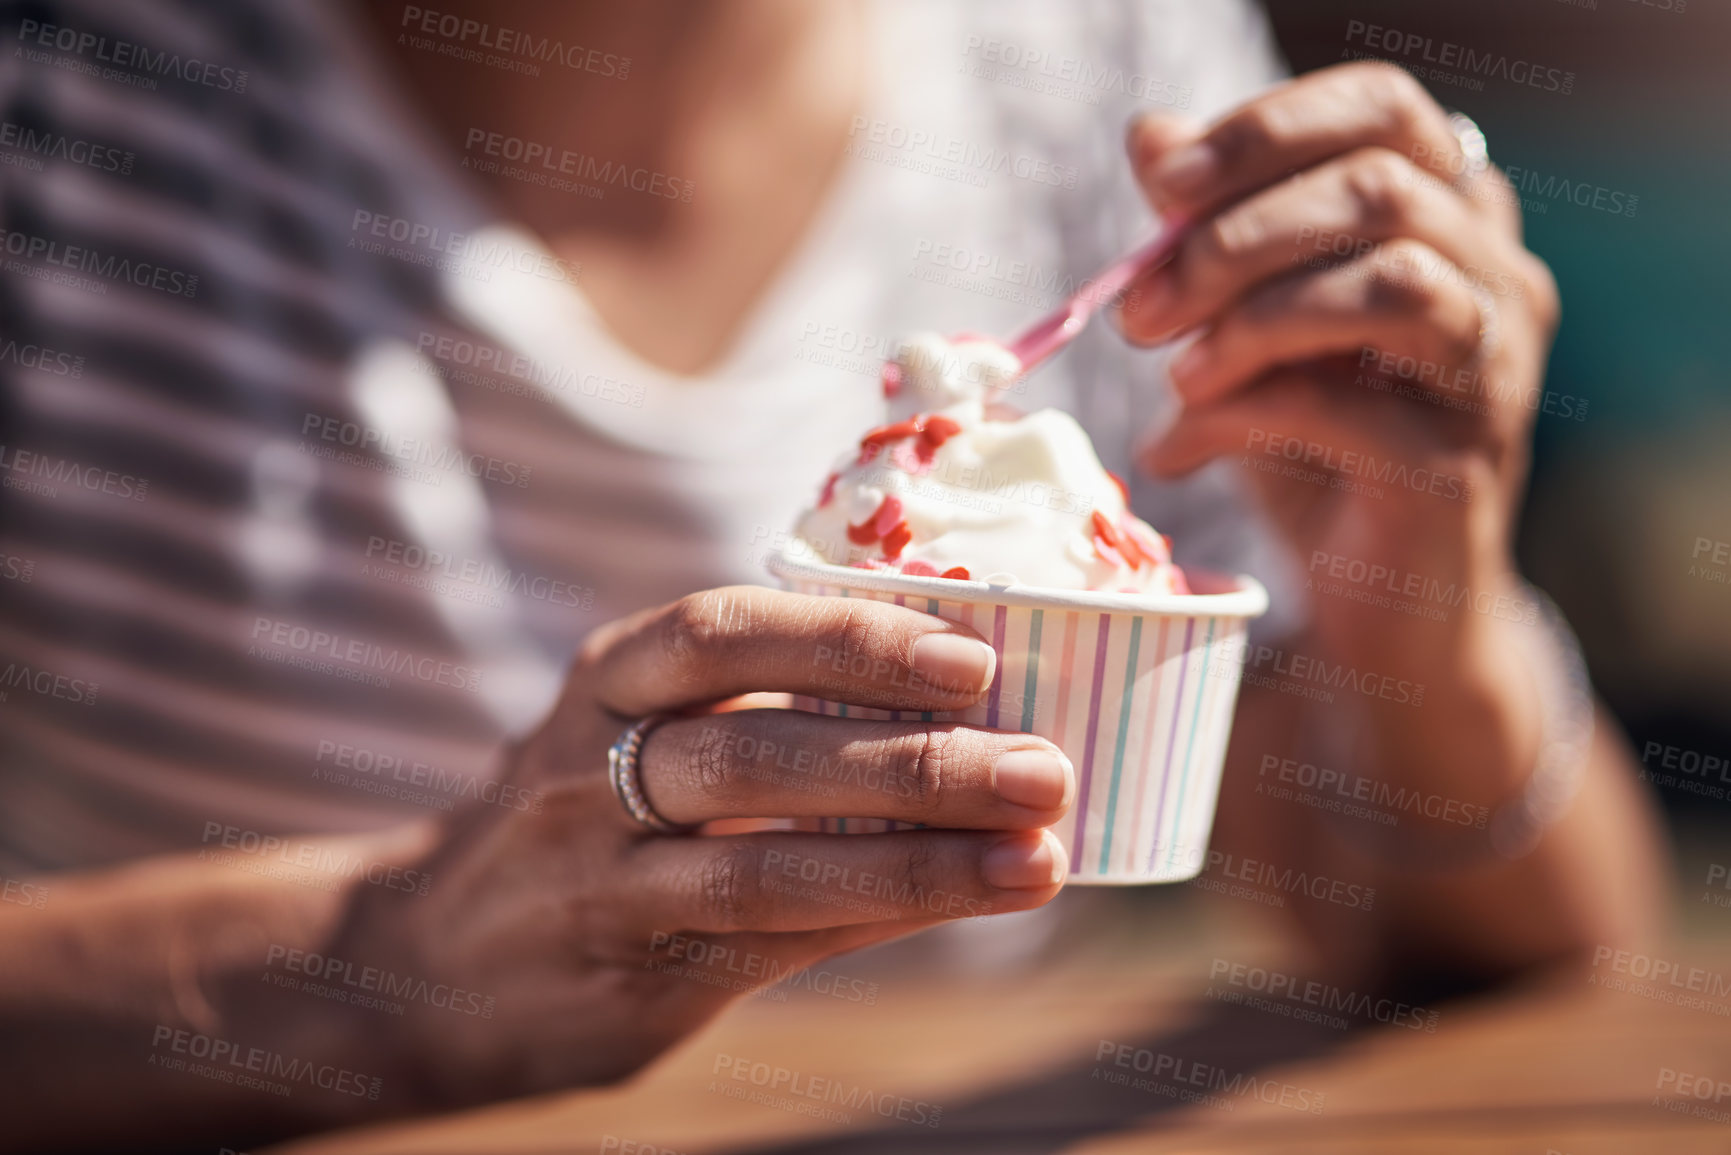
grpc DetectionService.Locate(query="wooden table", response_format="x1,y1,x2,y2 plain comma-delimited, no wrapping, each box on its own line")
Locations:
277,889,1731,1155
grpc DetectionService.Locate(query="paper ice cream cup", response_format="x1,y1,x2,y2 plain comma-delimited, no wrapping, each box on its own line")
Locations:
766,553,1270,885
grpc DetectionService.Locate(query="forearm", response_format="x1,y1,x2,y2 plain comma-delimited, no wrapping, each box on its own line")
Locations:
0,822,438,1154
1214,619,1670,986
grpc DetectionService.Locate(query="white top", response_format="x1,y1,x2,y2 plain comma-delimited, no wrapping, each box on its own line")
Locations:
432,0,1304,702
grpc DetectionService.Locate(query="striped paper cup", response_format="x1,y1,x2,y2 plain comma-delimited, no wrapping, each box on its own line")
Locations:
765,552,1270,885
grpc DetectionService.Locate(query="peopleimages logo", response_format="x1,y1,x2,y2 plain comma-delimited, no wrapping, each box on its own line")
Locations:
463,128,695,202
0,443,149,502
15,18,250,92
1206,958,1440,1032
1195,850,1377,911
1094,1039,1327,1114
0,120,133,174
711,1053,943,1128
300,413,533,489
848,117,1078,189
363,536,595,610
399,6,630,79
1307,549,1541,626
350,211,581,285
198,821,434,896
264,945,495,1018
248,614,484,694
0,338,83,378
148,1025,382,1100
0,228,198,298
1256,754,1488,829
958,36,1192,108
1341,20,1575,94
313,739,546,815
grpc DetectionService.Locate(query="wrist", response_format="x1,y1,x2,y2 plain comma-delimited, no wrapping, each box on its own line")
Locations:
1301,589,1545,811
217,820,449,1123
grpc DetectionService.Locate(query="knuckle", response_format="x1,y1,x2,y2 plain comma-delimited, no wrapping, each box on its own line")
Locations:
660,589,738,684
685,720,742,797
898,727,955,818
1344,148,1419,231
1199,202,1266,264
698,842,762,930
1213,103,1291,169
829,602,894,679
1445,292,1487,364
1354,61,1432,131
891,837,944,910
1363,241,1441,318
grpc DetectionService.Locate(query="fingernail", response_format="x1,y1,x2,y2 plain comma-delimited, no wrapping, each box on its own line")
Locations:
1152,142,1216,198
992,748,1073,811
911,632,996,698
982,830,1067,890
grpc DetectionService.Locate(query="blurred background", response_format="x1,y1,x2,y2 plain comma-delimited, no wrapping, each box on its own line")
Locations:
1264,0,1731,883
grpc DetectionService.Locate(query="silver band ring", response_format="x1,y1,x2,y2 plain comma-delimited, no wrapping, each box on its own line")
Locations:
608,716,691,834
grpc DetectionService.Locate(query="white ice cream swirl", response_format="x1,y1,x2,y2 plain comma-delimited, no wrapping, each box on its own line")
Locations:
792,333,1188,594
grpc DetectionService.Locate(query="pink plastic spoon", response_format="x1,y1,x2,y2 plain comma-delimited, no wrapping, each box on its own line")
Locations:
1004,214,1191,375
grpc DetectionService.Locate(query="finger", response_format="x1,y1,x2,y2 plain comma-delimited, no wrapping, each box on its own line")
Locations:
1131,62,1464,217
1167,239,1485,408
637,710,1073,828
624,828,1067,933
1122,147,1525,344
1124,109,1203,180
1141,369,1482,504
585,586,997,717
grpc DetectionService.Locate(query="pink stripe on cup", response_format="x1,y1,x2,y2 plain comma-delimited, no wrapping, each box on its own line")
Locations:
1070,614,1112,866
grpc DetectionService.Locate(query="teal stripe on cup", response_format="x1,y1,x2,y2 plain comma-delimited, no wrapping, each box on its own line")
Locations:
1164,616,1217,872
1020,609,1043,734
1096,616,1143,874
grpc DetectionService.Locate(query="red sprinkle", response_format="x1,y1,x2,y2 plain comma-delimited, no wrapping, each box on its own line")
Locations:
860,419,920,451
873,494,905,537
941,566,971,581
900,559,940,577
881,521,914,560
1091,510,1124,550
1106,470,1131,506
1118,518,1153,570
817,472,839,508
881,362,903,398
847,494,903,545
1124,520,1167,566
857,418,920,465
918,414,963,450
1091,510,1129,568
861,414,968,467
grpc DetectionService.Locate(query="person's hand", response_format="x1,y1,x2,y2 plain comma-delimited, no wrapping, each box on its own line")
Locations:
325,586,1072,1110
1121,62,1557,669
1120,63,1559,793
